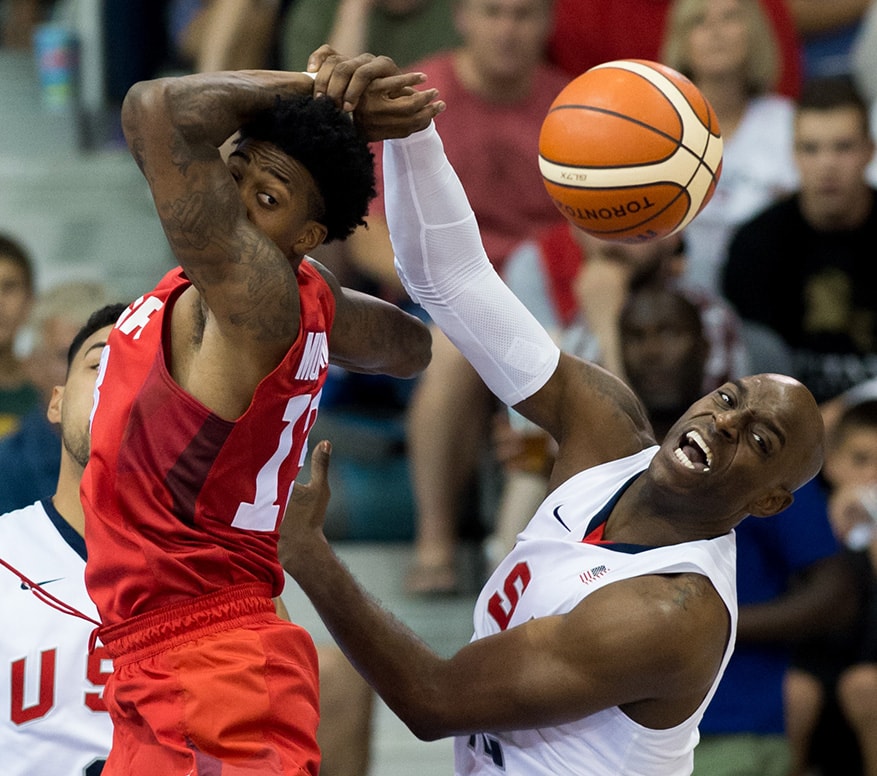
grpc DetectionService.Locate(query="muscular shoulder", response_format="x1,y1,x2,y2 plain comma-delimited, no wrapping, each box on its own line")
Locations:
539,353,655,478
563,572,731,718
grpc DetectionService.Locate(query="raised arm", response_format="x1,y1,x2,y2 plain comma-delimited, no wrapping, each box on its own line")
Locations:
122,53,441,413
384,124,653,474
121,68,317,344
281,443,729,738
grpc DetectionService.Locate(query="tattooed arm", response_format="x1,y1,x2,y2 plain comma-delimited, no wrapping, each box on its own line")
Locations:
120,54,440,414
121,69,320,417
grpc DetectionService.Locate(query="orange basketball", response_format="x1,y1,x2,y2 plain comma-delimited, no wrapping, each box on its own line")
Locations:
539,59,723,243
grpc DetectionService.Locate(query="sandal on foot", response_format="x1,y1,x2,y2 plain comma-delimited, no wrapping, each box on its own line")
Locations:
404,562,458,596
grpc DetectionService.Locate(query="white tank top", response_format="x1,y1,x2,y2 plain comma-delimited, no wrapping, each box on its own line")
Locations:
0,499,112,775
455,447,738,776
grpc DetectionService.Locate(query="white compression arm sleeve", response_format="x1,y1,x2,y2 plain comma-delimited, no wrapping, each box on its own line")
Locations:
384,123,560,407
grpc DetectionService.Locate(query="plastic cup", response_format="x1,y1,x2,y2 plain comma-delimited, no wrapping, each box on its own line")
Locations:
32,23,79,111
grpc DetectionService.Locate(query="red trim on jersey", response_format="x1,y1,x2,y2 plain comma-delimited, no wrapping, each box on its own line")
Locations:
582,522,610,545
0,556,101,626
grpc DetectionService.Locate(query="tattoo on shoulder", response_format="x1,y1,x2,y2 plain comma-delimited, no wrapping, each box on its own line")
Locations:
670,574,712,611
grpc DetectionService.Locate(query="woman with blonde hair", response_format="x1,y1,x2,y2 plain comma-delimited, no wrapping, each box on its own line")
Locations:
660,0,799,297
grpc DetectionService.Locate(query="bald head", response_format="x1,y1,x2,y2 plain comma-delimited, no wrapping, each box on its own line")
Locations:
746,373,824,490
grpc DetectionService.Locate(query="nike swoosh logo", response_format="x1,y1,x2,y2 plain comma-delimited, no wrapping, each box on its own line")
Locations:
21,577,64,590
552,505,570,531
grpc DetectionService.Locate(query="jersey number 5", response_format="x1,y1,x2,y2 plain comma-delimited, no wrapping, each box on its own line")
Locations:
487,561,531,631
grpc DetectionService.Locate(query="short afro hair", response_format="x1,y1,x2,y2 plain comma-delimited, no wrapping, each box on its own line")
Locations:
237,95,376,243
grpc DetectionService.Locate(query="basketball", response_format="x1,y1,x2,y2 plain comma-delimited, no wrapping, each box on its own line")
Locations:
538,59,723,243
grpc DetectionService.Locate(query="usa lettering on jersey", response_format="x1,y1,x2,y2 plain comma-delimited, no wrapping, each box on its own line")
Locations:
115,294,165,340
10,646,111,724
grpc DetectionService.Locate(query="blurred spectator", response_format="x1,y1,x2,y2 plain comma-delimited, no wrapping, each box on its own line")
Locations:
358,0,569,595
0,0,55,48
505,223,748,392
849,0,877,186
282,0,460,72
722,74,877,403
169,0,290,72
851,1,877,103
785,398,877,776
692,476,857,776
660,0,798,296
546,0,803,98
0,233,38,440
0,280,114,512
787,0,871,79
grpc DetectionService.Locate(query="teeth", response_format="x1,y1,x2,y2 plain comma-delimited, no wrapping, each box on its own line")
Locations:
674,430,712,473
674,447,697,470
686,430,713,467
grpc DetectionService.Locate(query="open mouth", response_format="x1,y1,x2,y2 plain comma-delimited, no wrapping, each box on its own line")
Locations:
674,430,713,473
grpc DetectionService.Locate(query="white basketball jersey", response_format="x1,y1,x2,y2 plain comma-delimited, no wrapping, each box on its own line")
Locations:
0,499,113,775
455,447,738,776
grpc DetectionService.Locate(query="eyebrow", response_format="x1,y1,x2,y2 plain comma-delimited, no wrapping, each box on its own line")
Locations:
732,379,787,446
228,149,292,188
83,342,107,360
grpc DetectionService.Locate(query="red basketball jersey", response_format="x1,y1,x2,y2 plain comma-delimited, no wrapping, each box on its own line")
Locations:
82,264,334,627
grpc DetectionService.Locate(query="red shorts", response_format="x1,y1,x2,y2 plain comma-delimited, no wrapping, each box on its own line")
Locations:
98,583,320,775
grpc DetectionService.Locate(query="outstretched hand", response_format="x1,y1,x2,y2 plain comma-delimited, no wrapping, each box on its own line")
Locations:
306,44,445,141
279,440,333,577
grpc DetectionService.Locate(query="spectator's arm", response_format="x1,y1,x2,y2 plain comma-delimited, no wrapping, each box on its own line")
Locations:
787,0,871,35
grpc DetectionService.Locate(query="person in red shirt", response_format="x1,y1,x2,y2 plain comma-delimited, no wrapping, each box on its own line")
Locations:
547,0,803,98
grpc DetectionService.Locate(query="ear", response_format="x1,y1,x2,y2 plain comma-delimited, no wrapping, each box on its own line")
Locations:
747,487,793,518
294,221,328,256
47,385,64,425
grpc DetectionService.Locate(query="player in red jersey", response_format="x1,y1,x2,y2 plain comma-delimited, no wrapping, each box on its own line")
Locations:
80,49,442,775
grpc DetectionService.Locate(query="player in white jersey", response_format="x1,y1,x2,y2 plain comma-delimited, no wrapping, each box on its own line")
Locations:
1,499,112,776
456,447,736,775
279,76,827,776
0,305,123,776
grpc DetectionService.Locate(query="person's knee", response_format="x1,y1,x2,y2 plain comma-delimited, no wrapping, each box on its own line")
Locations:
784,668,825,725
837,663,877,727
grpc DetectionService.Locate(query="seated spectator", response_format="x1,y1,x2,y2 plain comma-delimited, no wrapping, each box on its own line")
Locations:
504,223,748,392
0,280,113,512
849,0,877,186
0,233,38,440
281,0,460,72
722,74,877,404
785,397,877,776
787,0,871,79
546,0,803,98
660,0,799,295
168,0,289,72
1,0,55,49
693,474,857,776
